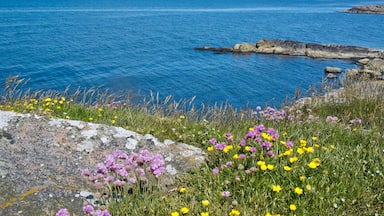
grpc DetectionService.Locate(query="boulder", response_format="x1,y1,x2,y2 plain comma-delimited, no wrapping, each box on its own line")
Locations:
324,67,342,73
358,58,371,65
233,42,257,52
325,73,338,79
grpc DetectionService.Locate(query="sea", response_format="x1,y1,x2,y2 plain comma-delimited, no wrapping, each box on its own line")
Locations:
0,0,383,108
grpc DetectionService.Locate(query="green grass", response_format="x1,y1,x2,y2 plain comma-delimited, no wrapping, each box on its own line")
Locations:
1,76,384,215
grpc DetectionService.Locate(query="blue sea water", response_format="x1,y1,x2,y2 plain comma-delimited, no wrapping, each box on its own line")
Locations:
0,0,383,108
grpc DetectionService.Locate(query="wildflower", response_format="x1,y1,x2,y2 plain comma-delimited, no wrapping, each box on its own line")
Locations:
209,138,217,145
88,117,94,121
299,139,307,146
81,168,91,177
223,145,233,153
272,185,282,192
171,212,180,216
286,141,293,148
306,147,314,153
267,150,275,157
179,187,187,193
180,115,185,119
284,166,292,171
306,184,312,190
207,146,214,152
297,148,305,155
294,187,303,195
212,168,219,175
330,145,335,150
312,136,318,141
267,164,274,170
83,205,94,214
202,200,210,207
289,204,297,211
308,159,320,169
233,154,239,160
56,208,70,216
229,209,241,216
200,212,209,216
289,157,299,163
181,207,189,214
245,146,251,152
260,164,267,171
111,119,116,124
299,176,306,181
222,191,230,197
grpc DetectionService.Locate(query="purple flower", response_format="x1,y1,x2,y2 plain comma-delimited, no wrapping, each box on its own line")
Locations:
221,191,230,197
267,150,275,157
326,116,338,122
129,177,137,184
212,168,219,175
104,154,115,168
226,161,233,167
239,154,246,160
81,168,91,177
104,175,114,184
261,142,271,150
152,167,166,178
209,138,217,145
113,180,126,186
267,128,275,135
83,205,94,214
118,169,128,177
56,208,70,216
239,139,246,147
136,168,145,176
249,147,257,153
96,163,107,174
214,142,227,151
286,141,294,148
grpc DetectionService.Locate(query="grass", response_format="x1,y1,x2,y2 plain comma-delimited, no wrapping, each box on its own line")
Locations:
1,76,383,216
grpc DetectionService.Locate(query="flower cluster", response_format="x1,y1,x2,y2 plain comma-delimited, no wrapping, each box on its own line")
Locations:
81,149,166,213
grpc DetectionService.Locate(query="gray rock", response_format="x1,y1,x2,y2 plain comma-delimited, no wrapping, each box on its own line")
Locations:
324,67,342,73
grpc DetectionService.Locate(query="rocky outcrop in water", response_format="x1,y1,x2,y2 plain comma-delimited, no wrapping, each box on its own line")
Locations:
0,111,205,215
344,5,384,14
195,39,384,60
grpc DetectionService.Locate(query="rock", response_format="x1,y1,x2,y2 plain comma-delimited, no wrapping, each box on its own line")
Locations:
324,67,342,73
196,39,384,59
0,111,206,215
325,73,338,79
358,58,371,65
233,42,256,53
346,69,360,80
344,5,384,14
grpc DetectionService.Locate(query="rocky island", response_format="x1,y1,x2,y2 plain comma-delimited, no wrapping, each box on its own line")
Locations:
195,39,384,80
344,5,384,14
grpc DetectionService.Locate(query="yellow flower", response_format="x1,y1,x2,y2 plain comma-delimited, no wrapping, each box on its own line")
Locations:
88,117,93,121
283,149,293,156
284,166,292,171
294,187,303,195
289,204,297,211
245,146,251,152
229,209,240,216
297,148,305,155
257,161,265,166
181,207,189,214
171,212,180,216
200,212,209,216
265,213,272,216
306,184,312,191
180,115,185,119
98,108,103,112
308,161,319,169
179,187,187,193
249,127,254,131
289,157,299,163
223,145,233,153
306,147,314,153
312,136,318,141
202,200,210,207
262,132,273,141
283,131,288,136
299,176,306,181
330,145,335,150
260,164,267,171
111,119,116,124
207,146,214,152
272,185,282,192
314,144,320,148
299,139,307,146
44,97,52,102
233,154,239,160
267,164,274,170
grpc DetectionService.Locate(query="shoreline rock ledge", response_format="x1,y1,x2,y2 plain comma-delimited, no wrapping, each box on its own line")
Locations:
344,5,384,14
195,39,384,59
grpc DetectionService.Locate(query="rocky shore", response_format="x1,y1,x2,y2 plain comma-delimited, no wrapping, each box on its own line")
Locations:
195,39,384,81
344,5,384,14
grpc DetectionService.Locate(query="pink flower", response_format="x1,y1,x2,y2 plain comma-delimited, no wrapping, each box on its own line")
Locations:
56,208,70,216
221,191,230,197
286,141,294,148
83,205,94,214
226,161,233,167
81,168,91,177
113,180,126,186
212,168,219,175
